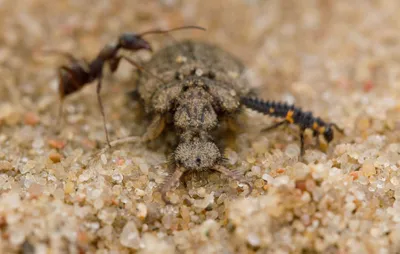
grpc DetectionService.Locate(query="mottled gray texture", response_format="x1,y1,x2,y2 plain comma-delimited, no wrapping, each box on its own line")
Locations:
0,1,400,253
135,41,252,198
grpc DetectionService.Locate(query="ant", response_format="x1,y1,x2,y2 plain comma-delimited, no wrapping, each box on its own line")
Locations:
44,25,206,146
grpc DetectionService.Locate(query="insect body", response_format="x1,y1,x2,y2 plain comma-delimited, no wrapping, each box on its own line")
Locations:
111,40,342,202
48,26,205,146
134,41,252,202
241,98,344,156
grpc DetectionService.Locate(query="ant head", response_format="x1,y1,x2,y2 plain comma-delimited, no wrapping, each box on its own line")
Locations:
118,33,152,52
323,125,334,143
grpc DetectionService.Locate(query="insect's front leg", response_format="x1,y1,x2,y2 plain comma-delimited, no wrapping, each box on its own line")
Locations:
161,167,187,204
141,114,166,142
99,114,166,152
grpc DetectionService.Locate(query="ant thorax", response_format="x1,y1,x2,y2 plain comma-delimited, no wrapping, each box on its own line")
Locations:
97,43,119,60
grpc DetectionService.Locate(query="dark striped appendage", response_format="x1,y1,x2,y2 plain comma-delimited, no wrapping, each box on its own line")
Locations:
241,97,343,155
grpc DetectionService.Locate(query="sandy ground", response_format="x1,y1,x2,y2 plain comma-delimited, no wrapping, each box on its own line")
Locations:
0,0,400,253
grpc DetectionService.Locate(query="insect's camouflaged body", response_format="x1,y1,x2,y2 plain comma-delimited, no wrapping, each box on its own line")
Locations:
136,40,250,171
133,40,253,202
132,40,341,202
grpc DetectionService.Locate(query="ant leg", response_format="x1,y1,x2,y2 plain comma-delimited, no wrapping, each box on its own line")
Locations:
119,55,144,71
213,165,252,196
120,56,165,84
109,57,121,73
96,76,111,147
56,66,82,127
56,66,72,127
261,120,289,132
110,55,165,83
161,167,186,204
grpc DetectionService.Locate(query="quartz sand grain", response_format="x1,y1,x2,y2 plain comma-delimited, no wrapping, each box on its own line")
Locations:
0,0,399,253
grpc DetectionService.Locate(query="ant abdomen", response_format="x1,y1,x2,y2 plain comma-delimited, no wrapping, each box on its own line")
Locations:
58,64,91,98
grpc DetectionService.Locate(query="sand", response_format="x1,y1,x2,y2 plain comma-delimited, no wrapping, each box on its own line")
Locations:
0,0,400,253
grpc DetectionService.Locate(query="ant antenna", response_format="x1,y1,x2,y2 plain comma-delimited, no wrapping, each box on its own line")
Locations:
138,25,206,37
140,25,206,55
